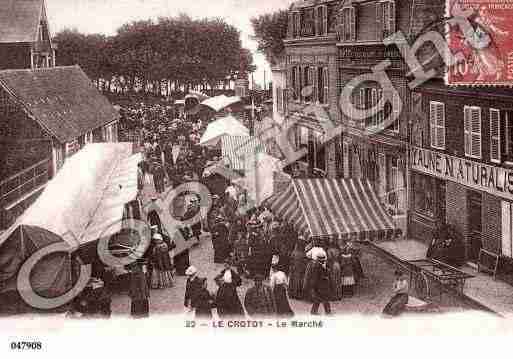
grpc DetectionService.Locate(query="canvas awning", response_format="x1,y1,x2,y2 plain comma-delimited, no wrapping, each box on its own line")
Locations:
221,136,267,172
199,115,249,147
268,178,398,240
0,143,141,250
233,152,290,206
201,95,241,112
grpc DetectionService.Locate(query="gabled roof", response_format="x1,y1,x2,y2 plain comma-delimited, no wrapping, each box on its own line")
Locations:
0,0,44,43
0,66,119,143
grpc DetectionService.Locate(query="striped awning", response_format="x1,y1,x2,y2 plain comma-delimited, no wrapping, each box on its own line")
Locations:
221,136,267,172
268,178,398,241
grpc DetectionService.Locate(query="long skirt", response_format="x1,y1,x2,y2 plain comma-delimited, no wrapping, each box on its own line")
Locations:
288,260,306,299
131,299,149,318
302,260,316,302
273,284,294,317
330,261,343,301
150,269,174,289
383,293,409,316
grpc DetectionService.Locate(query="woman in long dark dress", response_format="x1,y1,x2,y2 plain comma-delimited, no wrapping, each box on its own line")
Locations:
215,270,245,319
212,218,231,264
288,240,307,300
326,241,343,301
193,278,215,319
128,263,150,318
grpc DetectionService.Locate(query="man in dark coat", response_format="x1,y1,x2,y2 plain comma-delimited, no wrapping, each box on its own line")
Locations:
244,274,276,318
308,253,333,315
212,218,231,264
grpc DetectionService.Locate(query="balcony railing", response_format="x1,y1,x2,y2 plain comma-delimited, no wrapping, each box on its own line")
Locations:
0,158,50,207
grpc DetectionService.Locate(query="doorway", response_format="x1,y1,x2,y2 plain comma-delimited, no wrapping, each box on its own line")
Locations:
467,190,482,263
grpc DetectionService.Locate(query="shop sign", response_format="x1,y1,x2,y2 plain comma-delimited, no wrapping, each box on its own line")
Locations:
410,146,513,201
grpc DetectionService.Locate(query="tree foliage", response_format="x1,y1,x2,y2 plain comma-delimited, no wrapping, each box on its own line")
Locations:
251,10,289,65
54,15,256,94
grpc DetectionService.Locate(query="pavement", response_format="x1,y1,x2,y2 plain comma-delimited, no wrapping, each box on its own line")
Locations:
110,236,466,318
375,239,513,316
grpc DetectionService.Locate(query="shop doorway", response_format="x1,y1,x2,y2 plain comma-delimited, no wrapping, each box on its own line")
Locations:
467,190,482,264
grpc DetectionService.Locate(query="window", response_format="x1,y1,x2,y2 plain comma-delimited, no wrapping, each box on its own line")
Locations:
464,105,482,158
316,67,329,105
413,173,435,218
323,68,329,105
502,201,513,258
291,66,299,101
377,0,396,40
301,9,315,37
490,108,501,163
430,101,445,149
316,6,328,36
340,6,356,42
293,12,301,38
303,66,312,102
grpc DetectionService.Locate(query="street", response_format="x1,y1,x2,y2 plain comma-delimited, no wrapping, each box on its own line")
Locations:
110,235,467,318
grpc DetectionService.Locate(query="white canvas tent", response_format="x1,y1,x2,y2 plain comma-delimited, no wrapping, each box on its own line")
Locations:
201,95,241,112
234,152,290,206
0,143,141,250
199,115,249,147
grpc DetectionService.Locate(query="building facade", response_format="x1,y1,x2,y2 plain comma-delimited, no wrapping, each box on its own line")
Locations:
411,80,513,265
0,0,56,70
284,0,343,178
0,66,120,231
281,0,447,234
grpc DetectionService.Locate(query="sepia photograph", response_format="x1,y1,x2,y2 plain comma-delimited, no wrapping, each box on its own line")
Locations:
1,0,513,356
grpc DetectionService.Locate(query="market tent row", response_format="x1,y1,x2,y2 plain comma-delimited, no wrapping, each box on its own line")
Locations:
268,178,399,241
0,143,143,303
233,152,291,206
201,95,242,113
199,114,249,147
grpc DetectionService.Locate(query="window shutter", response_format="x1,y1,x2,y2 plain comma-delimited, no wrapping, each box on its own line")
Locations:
502,202,513,258
435,103,445,148
339,9,345,41
430,102,437,148
389,1,396,35
393,91,400,132
464,106,471,156
471,107,482,158
350,7,356,41
323,6,328,35
283,89,289,114
490,108,501,162
311,66,317,103
323,67,329,105
371,88,378,127
376,2,384,40
378,153,386,196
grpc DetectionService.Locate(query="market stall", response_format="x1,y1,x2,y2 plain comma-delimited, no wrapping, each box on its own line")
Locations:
268,178,400,241
0,143,145,313
199,115,249,147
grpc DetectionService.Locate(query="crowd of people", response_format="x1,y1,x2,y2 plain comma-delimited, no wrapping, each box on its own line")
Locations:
65,98,411,319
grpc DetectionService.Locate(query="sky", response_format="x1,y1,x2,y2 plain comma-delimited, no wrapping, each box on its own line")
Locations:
45,0,294,88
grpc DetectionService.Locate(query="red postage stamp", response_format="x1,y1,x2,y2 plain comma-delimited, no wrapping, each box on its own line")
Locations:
447,0,513,86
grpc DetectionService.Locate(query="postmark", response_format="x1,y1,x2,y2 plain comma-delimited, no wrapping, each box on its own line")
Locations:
447,0,513,86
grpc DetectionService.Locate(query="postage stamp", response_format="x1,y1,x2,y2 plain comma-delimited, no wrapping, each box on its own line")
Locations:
447,0,513,86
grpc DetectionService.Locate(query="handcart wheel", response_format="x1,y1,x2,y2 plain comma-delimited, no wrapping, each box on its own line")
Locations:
412,271,430,300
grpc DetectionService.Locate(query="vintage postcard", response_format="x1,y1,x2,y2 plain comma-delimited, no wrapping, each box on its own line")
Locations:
1,0,513,356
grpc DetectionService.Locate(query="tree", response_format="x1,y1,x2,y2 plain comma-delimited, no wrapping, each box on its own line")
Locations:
251,10,289,65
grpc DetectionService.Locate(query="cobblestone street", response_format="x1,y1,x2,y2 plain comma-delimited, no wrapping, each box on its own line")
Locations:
110,236,467,318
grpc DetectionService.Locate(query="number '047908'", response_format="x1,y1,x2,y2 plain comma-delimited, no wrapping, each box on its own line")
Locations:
10,342,42,350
